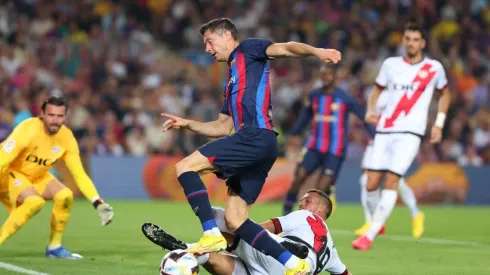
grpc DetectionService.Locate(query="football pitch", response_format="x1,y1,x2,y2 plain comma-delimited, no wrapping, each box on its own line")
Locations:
0,201,489,275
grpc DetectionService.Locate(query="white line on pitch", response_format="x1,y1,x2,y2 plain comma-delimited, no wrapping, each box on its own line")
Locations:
0,261,50,275
332,229,490,247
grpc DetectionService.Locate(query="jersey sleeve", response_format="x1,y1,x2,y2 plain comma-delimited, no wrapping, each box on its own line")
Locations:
62,131,101,202
0,123,32,171
435,63,448,91
272,210,311,233
374,59,390,88
290,94,314,135
240,38,274,60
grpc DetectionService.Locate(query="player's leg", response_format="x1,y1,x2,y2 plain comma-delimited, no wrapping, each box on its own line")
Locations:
283,149,320,215
175,143,222,242
225,168,309,273
317,154,344,214
38,174,81,258
0,171,45,245
358,134,421,249
398,177,424,238
354,170,372,235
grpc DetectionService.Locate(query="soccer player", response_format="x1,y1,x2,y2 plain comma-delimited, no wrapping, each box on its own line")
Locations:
355,91,424,238
0,97,114,258
161,18,340,274
282,64,375,215
352,23,450,250
144,189,351,275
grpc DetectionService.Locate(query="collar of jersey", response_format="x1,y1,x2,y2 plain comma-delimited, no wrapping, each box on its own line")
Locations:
227,46,239,66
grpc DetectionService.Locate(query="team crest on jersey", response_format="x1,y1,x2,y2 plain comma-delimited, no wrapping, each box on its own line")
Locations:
2,140,15,154
324,168,334,175
418,70,429,79
228,76,236,87
52,146,60,153
330,103,339,111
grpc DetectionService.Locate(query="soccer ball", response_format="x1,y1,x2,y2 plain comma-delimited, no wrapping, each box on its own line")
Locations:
160,249,199,275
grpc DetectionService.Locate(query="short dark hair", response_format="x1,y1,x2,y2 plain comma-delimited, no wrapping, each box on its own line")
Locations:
404,22,427,40
199,18,238,40
306,189,333,219
41,96,68,112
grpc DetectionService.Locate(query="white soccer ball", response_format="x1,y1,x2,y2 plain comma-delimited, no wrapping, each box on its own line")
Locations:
159,249,199,275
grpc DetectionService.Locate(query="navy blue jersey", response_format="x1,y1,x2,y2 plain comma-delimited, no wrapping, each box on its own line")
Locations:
220,38,274,131
291,87,376,156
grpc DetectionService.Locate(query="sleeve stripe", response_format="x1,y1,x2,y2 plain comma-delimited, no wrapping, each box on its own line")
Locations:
375,82,385,90
271,218,282,234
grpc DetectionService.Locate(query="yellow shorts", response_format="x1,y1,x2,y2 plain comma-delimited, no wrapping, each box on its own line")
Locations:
0,170,55,212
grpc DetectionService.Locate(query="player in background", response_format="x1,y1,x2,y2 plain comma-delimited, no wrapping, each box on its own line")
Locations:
144,189,351,275
161,18,340,274
352,23,451,250
355,90,424,238
0,97,114,258
282,64,375,216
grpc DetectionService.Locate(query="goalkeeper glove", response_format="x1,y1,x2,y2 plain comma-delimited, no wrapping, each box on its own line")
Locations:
93,198,114,226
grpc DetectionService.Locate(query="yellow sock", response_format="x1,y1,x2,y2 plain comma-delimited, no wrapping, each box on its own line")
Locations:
0,196,45,244
49,188,73,248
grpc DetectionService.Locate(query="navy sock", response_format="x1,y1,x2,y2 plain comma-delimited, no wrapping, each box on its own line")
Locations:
235,219,294,266
178,171,216,231
283,191,298,215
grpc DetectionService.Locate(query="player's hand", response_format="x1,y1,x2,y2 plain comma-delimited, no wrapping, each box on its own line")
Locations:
96,203,114,226
315,48,341,64
430,126,442,144
365,111,378,125
161,113,190,131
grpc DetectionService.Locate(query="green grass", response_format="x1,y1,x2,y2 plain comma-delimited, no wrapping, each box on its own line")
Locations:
1,201,490,274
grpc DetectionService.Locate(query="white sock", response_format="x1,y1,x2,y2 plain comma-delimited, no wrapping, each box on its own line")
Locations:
284,255,300,269
203,227,222,236
360,173,372,222
47,244,61,250
365,189,398,241
197,253,210,265
398,178,419,218
366,189,380,219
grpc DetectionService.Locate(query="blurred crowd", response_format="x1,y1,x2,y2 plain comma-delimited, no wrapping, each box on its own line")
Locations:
0,0,489,166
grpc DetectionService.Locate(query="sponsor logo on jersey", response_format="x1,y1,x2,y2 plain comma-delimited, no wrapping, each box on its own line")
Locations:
25,154,55,166
391,83,415,91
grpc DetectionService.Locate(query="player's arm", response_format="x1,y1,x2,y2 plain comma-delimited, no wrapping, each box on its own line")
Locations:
0,124,31,171
366,60,389,124
162,113,234,138
162,94,234,138
266,42,341,63
289,95,314,136
430,74,451,143
264,210,311,235
344,93,376,138
63,135,114,226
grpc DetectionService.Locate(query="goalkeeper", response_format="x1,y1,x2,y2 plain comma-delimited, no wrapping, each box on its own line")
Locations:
0,96,114,259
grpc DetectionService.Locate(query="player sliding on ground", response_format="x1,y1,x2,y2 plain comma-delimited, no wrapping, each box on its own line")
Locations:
0,96,114,259
161,18,340,275
143,189,351,275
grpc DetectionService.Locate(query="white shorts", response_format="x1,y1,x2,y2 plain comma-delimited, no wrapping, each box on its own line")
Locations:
368,133,421,176
361,143,374,170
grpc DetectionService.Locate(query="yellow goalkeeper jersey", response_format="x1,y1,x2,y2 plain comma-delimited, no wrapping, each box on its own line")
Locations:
0,118,100,201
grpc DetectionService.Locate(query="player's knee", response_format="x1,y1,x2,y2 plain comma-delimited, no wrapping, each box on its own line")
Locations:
384,174,400,190
53,188,74,208
23,196,46,215
224,210,246,233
